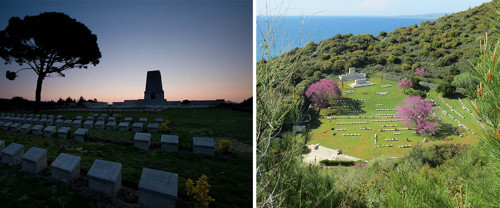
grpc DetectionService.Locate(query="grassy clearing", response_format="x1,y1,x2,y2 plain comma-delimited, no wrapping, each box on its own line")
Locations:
0,107,252,208
307,77,482,160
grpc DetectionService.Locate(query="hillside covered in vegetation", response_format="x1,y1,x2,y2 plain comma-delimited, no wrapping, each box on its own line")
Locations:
257,1,500,207
258,0,497,95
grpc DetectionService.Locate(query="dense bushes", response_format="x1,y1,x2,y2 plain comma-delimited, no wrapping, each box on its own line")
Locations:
437,82,456,96
319,160,356,166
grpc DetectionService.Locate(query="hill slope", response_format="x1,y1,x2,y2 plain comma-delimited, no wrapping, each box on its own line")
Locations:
258,0,498,94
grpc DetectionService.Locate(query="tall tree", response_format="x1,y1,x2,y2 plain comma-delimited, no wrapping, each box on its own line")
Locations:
397,78,413,93
305,79,342,108
0,12,101,112
395,96,438,135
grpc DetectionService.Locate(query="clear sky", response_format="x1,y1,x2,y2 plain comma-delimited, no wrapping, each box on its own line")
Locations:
0,0,252,103
258,0,492,16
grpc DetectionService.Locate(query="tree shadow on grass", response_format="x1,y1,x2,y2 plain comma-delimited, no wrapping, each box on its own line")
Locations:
441,91,467,99
325,97,365,116
433,122,457,139
306,98,365,132
305,108,322,130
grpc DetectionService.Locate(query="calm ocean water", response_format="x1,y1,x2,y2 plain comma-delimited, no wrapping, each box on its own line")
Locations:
256,16,435,60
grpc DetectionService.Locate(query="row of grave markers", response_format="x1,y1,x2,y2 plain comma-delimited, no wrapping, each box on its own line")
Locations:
0,140,177,208
0,121,216,156
458,97,486,129
0,114,168,133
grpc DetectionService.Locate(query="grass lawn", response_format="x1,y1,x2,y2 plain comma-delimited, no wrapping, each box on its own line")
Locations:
0,107,252,208
307,77,483,160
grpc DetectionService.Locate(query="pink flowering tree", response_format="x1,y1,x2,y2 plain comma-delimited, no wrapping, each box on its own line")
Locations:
305,79,341,108
414,68,426,75
397,78,412,93
395,96,438,135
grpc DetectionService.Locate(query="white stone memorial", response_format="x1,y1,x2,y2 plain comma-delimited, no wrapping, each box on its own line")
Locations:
1,143,24,166
139,117,148,124
339,68,374,88
134,133,151,150
161,135,178,152
21,147,47,174
193,137,215,156
138,168,178,208
87,159,122,196
51,153,80,184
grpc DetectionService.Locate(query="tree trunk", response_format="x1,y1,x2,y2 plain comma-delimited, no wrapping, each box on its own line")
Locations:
35,74,44,113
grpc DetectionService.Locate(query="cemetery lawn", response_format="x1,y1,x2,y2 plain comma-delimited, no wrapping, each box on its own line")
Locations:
0,107,252,208
307,78,482,160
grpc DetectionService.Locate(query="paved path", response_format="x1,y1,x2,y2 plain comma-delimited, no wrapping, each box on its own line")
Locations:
302,144,362,164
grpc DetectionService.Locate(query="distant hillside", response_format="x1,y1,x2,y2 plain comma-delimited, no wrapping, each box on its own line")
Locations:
258,0,498,95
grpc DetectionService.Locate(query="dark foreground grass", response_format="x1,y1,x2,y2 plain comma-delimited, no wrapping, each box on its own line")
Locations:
0,165,95,208
0,107,252,207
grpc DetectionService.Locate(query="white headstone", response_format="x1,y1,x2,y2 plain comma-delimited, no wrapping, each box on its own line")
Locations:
51,153,80,184
21,147,47,174
138,168,178,208
87,159,122,196
161,135,178,152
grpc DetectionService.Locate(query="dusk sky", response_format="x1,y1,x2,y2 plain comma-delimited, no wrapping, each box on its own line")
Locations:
258,0,492,16
0,0,252,103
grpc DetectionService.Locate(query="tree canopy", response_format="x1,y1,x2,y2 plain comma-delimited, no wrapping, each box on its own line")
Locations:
0,12,101,112
396,96,438,135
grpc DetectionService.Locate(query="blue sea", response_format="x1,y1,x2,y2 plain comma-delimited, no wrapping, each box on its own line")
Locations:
256,16,436,60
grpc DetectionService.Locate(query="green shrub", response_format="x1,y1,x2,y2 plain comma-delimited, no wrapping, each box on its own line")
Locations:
436,82,456,97
319,160,355,166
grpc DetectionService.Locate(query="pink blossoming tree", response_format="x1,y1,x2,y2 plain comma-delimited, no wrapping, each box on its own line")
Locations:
305,79,341,108
395,96,438,135
397,78,412,93
414,68,426,75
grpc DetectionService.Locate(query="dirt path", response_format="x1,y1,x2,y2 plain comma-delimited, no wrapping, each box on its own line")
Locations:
302,144,363,164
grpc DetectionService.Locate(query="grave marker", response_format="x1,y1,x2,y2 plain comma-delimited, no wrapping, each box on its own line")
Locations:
161,135,178,152
134,133,151,150
58,127,71,139
193,137,215,156
138,168,178,208
21,147,47,174
87,159,122,196
51,153,80,184
43,126,57,138
1,143,24,166
32,125,44,136
74,128,88,142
